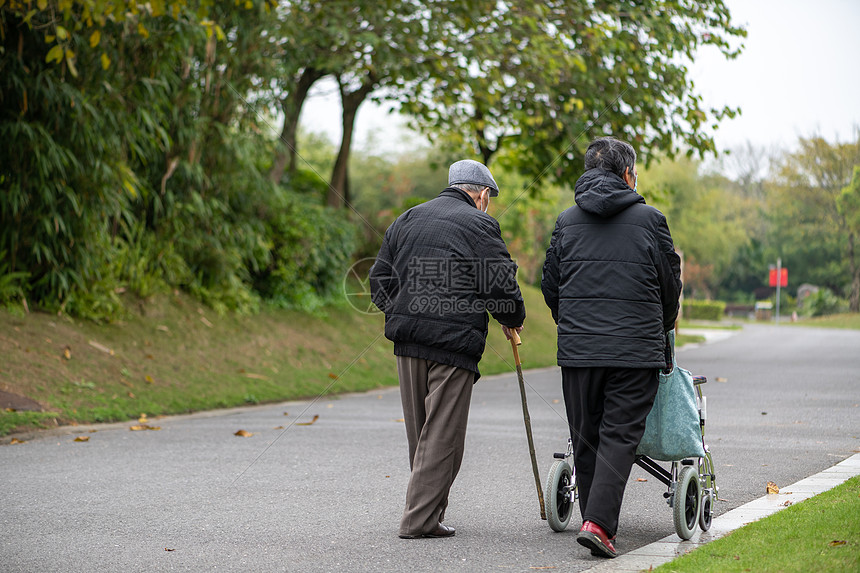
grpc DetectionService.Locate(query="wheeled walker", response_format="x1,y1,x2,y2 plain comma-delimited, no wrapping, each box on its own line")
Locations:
544,375,717,540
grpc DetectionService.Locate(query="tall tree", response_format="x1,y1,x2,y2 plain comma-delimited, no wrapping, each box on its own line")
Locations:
837,166,860,311
398,0,746,189
767,134,860,306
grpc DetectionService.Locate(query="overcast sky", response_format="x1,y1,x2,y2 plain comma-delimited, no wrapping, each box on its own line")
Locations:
299,0,860,157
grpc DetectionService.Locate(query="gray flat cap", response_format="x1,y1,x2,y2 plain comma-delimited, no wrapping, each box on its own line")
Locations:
448,159,499,197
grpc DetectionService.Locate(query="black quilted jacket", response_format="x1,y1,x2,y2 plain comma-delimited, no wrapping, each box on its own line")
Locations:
541,168,681,368
370,187,526,378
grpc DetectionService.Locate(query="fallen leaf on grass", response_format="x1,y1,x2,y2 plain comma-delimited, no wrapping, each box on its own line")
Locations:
296,415,319,426
829,540,846,547
200,316,213,328
145,375,154,384
243,373,269,380
157,325,169,332
88,340,114,355
74,436,89,442
328,373,338,380
234,429,254,437
63,346,72,360
766,481,779,494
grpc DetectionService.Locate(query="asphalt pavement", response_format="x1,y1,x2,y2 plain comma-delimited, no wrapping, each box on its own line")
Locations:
2,323,858,572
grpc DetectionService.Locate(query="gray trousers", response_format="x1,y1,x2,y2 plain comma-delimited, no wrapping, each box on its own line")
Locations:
396,356,475,536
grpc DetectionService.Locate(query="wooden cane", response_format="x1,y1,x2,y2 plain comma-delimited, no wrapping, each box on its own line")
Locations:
510,329,547,520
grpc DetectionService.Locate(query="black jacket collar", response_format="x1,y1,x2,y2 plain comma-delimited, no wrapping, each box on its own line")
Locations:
440,186,478,209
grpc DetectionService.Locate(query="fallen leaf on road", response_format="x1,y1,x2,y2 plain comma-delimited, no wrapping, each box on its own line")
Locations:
636,478,648,482
782,500,793,507
74,436,89,442
130,424,161,431
165,548,175,552
766,481,779,494
715,377,728,382
296,415,319,426
393,418,405,422
234,429,254,437
274,425,284,430
283,412,289,416
10,438,24,445
529,567,556,570
829,540,846,547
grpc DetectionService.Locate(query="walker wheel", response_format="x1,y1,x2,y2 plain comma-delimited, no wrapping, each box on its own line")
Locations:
673,465,700,540
699,490,714,531
545,460,575,532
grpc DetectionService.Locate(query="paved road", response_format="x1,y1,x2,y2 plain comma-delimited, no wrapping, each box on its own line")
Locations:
2,324,858,572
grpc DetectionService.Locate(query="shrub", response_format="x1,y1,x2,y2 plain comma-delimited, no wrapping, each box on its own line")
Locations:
683,299,726,321
801,288,849,317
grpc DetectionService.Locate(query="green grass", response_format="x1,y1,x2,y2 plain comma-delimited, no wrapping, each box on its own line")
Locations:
791,313,860,330
0,284,559,436
678,320,743,330
655,475,860,573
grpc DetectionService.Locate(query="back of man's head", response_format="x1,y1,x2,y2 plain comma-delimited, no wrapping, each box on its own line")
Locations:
584,137,636,180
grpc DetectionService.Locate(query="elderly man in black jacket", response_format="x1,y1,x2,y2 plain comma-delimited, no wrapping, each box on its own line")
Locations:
370,159,525,540
541,137,681,558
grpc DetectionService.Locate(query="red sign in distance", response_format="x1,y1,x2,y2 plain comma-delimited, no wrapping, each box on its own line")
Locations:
769,268,788,287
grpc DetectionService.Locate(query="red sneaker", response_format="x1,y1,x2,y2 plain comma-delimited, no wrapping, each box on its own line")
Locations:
576,521,617,558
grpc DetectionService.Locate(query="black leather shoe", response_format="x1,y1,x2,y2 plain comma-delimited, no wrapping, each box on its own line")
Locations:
399,523,455,539
423,523,455,538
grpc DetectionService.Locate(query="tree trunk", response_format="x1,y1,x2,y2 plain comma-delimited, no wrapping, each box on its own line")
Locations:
474,107,498,166
270,67,324,183
327,73,376,208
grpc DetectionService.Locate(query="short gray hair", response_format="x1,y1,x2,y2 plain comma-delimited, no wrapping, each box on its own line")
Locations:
584,137,636,180
454,183,488,195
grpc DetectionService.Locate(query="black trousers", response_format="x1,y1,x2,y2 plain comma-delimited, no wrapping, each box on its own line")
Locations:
561,367,658,538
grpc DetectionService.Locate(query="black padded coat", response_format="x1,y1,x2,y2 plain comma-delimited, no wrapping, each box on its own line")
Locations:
541,168,682,368
370,187,526,378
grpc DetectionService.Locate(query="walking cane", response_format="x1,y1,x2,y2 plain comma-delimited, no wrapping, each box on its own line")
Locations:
509,329,547,520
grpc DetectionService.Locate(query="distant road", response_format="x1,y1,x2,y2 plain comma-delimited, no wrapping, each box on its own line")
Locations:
2,323,858,572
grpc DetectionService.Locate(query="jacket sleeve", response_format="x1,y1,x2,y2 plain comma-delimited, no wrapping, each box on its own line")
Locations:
369,226,399,314
541,220,561,324
655,214,682,331
478,217,526,328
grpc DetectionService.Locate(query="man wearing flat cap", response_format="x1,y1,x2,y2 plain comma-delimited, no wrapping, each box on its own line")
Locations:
370,159,526,539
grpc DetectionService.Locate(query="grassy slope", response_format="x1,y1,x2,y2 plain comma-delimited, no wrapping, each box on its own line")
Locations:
655,476,860,573
0,285,559,436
